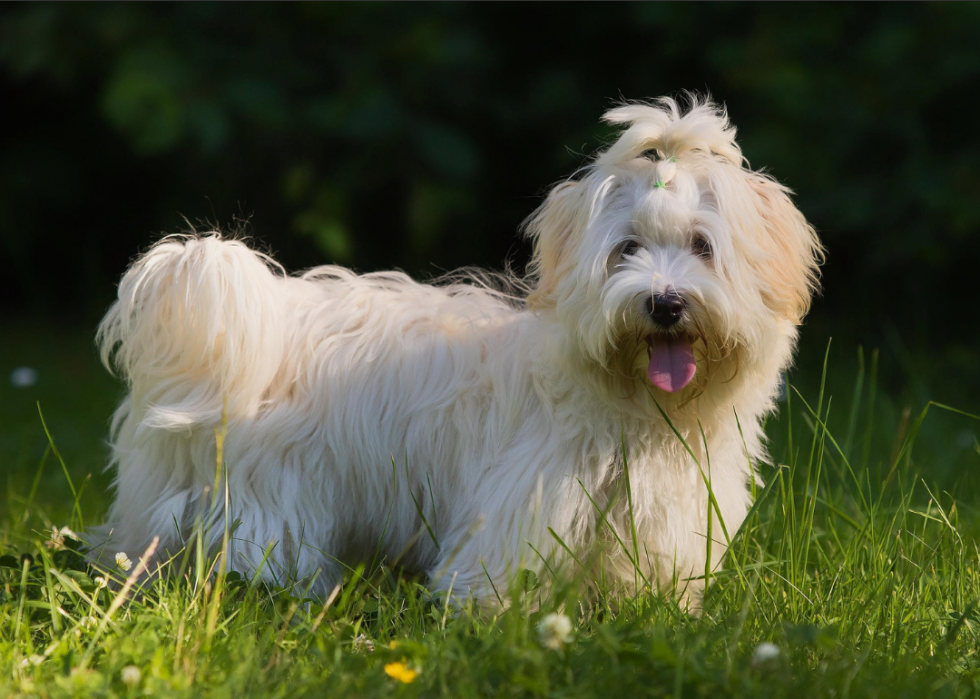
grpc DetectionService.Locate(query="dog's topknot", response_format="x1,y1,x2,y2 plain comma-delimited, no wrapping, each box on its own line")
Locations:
598,96,743,168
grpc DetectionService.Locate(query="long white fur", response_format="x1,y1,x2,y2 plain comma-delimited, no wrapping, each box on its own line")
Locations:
91,96,822,606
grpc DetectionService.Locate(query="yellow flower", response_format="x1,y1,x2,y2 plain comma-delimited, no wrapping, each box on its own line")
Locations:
384,662,418,684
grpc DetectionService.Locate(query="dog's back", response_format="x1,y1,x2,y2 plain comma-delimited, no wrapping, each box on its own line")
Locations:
93,234,533,587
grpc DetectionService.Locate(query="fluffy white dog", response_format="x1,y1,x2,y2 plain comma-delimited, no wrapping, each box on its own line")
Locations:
91,97,822,606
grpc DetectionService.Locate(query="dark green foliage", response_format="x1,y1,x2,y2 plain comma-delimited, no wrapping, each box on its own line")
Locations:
0,4,978,404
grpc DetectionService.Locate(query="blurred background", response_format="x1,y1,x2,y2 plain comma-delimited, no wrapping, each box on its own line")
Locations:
1,4,978,519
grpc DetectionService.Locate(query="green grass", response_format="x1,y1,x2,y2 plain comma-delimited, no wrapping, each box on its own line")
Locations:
2,325,980,698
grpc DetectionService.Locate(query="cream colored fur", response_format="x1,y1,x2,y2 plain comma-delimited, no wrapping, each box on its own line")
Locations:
90,96,822,606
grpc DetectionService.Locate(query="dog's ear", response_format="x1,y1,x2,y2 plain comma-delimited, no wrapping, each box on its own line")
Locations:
746,175,824,324
525,180,585,310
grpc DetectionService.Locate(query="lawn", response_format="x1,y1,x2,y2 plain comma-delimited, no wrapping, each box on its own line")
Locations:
2,324,980,698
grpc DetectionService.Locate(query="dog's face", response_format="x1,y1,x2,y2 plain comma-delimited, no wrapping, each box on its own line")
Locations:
526,99,823,402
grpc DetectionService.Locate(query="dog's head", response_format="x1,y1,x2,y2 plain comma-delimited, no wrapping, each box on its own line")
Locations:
525,97,823,403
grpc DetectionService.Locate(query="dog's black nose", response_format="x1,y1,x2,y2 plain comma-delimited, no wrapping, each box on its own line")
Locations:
646,293,685,327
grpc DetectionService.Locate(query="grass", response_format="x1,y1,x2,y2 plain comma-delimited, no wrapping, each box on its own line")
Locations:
2,324,980,698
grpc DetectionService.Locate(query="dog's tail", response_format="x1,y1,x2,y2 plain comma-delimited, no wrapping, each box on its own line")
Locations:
98,234,288,430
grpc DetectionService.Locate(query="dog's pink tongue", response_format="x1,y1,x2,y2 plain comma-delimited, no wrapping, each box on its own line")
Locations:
647,337,697,393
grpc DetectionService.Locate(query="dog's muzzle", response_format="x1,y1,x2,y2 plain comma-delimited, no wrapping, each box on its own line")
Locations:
642,292,696,393
645,292,686,328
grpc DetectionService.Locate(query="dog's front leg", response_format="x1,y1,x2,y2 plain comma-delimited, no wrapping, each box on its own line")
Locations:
425,465,592,607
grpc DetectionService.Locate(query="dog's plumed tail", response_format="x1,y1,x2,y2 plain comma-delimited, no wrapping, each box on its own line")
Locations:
98,234,287,431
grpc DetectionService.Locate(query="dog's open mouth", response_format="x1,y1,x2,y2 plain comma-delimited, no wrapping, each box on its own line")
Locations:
646,335,697,393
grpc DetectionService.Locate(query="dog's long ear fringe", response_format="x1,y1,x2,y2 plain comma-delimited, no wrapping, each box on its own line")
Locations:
98,234,288,430
523,181,588,310
745,176,825,324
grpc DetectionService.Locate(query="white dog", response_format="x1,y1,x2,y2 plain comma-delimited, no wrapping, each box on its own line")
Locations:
91,97,822,606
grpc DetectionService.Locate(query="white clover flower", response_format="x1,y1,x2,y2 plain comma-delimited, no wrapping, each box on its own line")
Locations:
46,526,77,551
114,551,132,572
94,576,108,589
121,665,141,686
19,655,45,668
73,615,100,639
46,527,65,551
353,633,375,653
751,642,781,667
537,612,573,650
10,367,38,388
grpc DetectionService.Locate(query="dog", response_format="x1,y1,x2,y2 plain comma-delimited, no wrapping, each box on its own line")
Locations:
90,96,822,607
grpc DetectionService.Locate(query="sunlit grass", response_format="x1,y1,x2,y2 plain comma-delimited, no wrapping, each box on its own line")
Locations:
2,332,980,697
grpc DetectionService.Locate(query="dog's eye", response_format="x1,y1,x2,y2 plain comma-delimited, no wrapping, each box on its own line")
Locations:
620,240,642,257
639,148,661,162
692,234,712,260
